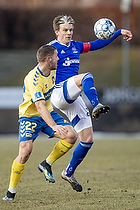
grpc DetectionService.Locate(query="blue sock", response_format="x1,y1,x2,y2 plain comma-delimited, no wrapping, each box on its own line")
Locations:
82,73,99,108
65,141,93,177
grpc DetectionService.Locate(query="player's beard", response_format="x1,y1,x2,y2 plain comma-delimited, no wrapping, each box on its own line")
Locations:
50,65,57,71
50,62,57,70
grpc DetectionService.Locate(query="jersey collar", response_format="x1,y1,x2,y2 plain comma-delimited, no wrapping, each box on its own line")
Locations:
37,66,50,77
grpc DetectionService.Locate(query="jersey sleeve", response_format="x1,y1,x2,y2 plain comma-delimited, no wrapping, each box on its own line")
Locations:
81,29,121,53
32,89,44,102
89,29,121,51
82,42,91,53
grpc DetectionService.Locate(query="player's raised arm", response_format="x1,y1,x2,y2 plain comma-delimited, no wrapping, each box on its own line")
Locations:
87,18,133,51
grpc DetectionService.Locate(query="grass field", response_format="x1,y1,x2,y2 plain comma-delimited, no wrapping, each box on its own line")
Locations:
0,135,140,210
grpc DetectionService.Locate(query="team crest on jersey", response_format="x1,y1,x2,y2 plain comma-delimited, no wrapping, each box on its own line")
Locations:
72,47,78,53
52,76,55,84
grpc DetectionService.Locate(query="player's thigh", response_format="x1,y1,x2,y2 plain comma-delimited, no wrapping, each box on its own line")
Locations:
61,96,92,133
51,77,82,109
51,85,68,109
66,76,82,100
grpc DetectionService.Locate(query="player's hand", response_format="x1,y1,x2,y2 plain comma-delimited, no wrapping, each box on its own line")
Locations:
52,124,68,135
121,29,133,41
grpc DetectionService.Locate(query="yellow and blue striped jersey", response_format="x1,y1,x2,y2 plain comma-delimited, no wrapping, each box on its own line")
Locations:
19,66,56,118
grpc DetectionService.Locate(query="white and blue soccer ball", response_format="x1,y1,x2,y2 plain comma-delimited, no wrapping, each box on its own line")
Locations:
94,18,116,40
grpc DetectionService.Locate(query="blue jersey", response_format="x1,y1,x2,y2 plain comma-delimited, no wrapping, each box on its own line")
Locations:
49,29,121,84
49,40,83,84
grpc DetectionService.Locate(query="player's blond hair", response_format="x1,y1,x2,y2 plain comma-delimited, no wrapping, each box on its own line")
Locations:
53,15,75,31
36,45,56,62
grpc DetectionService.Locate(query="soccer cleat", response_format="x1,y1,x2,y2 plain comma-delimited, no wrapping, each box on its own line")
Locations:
92,103,110,118
38,162,55,183
61,170,82,192
3,191,15,200
3,196,14,201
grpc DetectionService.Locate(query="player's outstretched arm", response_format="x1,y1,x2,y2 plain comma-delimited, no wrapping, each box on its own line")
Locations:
121,29,133,41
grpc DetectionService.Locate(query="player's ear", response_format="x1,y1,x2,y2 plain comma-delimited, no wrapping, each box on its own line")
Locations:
55,30,59,36
47,56,52,62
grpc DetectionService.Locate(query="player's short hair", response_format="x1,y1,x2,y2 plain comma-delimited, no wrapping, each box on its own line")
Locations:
53,15,75,31
36,45,56,62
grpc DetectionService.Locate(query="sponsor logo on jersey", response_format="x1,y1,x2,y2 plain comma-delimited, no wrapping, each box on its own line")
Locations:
34,92,42,99
44,87,54,101
63,57,80,66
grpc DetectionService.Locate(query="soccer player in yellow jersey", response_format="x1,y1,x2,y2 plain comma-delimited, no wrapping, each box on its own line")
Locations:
3,45,77,200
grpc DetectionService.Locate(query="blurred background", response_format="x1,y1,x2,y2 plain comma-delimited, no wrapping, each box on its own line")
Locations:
0,0,140,134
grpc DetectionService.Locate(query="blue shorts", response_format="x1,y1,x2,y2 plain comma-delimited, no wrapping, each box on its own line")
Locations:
18,110,70,142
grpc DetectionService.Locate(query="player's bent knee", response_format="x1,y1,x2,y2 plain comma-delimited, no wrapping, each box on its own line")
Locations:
65,125,77,144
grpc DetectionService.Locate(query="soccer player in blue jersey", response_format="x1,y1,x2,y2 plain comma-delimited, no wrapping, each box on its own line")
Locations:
3,45,78,200
44,15,132,192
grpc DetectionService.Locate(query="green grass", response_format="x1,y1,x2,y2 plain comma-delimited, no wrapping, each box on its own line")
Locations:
0,135,140,210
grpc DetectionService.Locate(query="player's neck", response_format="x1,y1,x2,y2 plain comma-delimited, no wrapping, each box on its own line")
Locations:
38,64,50,76
57,38,70,46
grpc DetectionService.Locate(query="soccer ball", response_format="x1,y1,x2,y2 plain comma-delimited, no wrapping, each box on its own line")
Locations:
94,18,116,40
